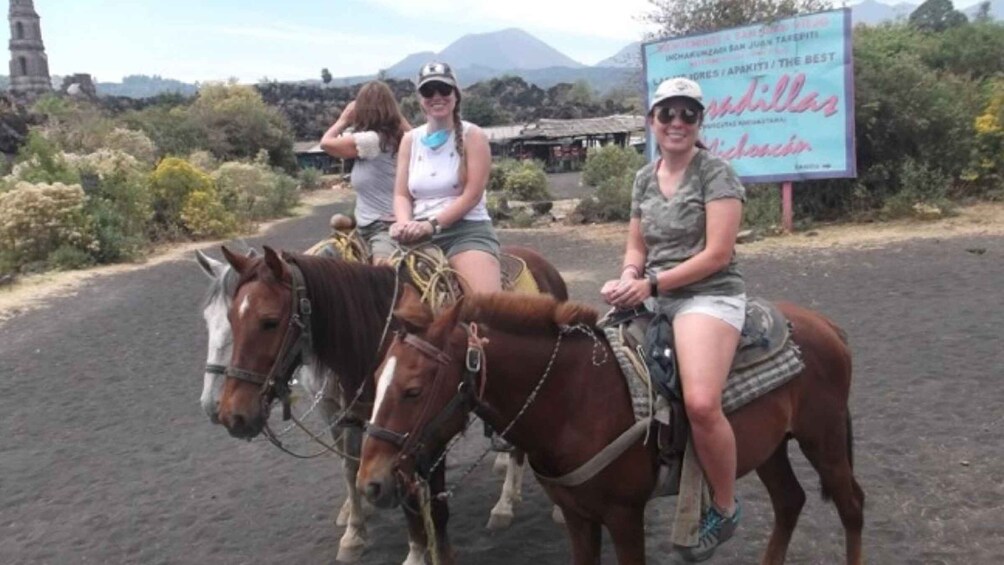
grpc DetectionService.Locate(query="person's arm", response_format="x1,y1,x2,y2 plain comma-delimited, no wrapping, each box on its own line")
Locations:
319,101,358,159
601,218,647,303
389,132,416,241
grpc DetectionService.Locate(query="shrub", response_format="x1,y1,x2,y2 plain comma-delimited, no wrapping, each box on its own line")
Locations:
187,150,220,173
299,167,322,190
181,190,236,237
966,79,1004,194
47,244,94,270
882,158,955,219
0,181,93,270
103,128,158,165
582,144,644,189
742,184,783,231
573,170,635,222
503,161,551,201
149,157,215,236
213,161,298,223
6,131,80,186
487,159,523,192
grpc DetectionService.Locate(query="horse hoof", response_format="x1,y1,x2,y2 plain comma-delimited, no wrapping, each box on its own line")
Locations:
493,452,510,476
551,505,566,525
336,542,366,563
486,511,513,530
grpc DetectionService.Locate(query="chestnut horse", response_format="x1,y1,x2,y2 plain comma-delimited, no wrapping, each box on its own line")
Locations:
218,245,567,564
358,289,864,565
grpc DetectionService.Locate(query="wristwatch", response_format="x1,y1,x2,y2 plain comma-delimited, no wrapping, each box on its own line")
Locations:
648,272,659,297
427,217,442,234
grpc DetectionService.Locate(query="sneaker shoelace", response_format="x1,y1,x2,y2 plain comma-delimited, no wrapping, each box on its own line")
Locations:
699,508,726,539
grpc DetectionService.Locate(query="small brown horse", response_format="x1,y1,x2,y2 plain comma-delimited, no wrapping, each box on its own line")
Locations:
218,244,567,564
358,289,864,565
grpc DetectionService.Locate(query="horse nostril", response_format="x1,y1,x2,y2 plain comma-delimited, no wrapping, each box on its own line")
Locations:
231,414,246,432
365,482,381,501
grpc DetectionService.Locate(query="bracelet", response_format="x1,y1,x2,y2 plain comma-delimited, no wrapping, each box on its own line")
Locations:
621,265,641,278
647,272,659,297
427,217,442,234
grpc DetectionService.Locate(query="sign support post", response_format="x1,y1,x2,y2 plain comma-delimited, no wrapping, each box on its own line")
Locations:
782,182,794,233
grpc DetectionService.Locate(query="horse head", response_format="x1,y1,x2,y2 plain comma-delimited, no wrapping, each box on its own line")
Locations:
195,248,257,423
357,285,473,509
218,245,305,439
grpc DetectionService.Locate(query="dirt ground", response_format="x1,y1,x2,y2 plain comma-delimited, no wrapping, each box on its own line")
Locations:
1,190,1002,564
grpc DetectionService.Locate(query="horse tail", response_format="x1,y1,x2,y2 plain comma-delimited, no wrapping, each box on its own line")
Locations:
821,411,854,501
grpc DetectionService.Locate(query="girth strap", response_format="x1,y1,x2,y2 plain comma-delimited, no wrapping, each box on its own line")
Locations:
532,417,652,487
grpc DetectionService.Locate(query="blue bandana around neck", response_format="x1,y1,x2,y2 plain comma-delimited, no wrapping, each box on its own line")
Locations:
420,128,451,150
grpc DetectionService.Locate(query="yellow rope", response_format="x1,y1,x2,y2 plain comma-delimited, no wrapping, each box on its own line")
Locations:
417,480,441,565
390,244,466,313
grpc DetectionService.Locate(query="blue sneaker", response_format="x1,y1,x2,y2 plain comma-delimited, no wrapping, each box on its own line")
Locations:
675,499,741,562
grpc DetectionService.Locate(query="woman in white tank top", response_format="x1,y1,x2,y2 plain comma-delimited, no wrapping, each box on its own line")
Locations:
389,62,501,294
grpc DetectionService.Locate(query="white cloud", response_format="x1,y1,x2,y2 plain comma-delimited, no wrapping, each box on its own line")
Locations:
369,0,656,41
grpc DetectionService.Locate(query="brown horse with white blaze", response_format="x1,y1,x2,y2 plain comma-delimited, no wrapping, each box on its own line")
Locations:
217,244,568,564
358,289,864,564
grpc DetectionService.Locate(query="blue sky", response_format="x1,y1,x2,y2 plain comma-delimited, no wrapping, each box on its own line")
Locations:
27,0,986,84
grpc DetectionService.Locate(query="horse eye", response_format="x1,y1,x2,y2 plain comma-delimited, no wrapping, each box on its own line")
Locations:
261,319,280,331
404,387,422,399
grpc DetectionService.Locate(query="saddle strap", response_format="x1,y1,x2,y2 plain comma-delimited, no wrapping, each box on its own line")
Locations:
532,417,651,487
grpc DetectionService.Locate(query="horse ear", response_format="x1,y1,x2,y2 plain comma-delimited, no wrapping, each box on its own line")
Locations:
221,245,252,274
263,246,290,281
394,283,433,333
195,250,224,279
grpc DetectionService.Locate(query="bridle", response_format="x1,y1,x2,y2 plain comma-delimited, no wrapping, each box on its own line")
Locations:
224,259,313,420
364,323,487,479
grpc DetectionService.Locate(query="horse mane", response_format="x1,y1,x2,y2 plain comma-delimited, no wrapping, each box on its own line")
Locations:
459,292,598,335
284,253,399,388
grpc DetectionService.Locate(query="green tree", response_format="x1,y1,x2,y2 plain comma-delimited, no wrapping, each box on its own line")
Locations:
644,0,831,37
909,0,968,32
321,68,332,84
189,81,297,171
463,94,506,126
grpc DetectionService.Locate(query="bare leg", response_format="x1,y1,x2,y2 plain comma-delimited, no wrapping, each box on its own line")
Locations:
674,313,741,511
449,249,502,294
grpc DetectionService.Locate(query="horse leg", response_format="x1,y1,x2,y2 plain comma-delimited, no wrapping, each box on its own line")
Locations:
487,449,525,530
336,424,369,563
604,505,647,565
560,507,602,565
797,416,865,565
755,440,805,565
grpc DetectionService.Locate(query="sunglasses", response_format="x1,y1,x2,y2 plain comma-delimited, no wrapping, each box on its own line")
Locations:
654,106,701,125
419,82,454,98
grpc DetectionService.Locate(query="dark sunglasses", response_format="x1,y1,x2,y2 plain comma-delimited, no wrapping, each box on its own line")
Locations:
419,82,454,98
654,106,701,125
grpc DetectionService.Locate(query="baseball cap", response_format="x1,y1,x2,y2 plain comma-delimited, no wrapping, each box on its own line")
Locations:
649,77,704,112
417,62,458,90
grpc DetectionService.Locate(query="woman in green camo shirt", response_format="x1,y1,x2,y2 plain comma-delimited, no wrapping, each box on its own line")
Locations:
600,76,747,562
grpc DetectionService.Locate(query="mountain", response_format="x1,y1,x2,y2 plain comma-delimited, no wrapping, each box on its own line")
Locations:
850,0,1002,26
595,42,641,68
963,0,1004,19
851,0,917,25
381,27,584,80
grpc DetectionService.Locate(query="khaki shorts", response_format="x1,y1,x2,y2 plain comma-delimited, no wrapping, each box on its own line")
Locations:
655,293,747,332
427,219,500,259
356,220,396,260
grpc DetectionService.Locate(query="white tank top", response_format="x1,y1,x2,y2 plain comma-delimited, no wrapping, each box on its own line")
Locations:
408,121,489,221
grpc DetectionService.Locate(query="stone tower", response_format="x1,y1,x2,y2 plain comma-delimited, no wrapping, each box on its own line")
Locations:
8,0,51,96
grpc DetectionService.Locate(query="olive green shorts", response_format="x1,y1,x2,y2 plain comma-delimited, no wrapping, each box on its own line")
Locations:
356,220,396,260
427,219,500,259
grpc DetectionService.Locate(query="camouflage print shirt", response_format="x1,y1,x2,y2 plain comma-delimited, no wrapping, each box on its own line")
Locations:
630,149,746,298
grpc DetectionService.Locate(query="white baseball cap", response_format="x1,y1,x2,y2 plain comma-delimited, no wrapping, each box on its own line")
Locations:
649,77,704,112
